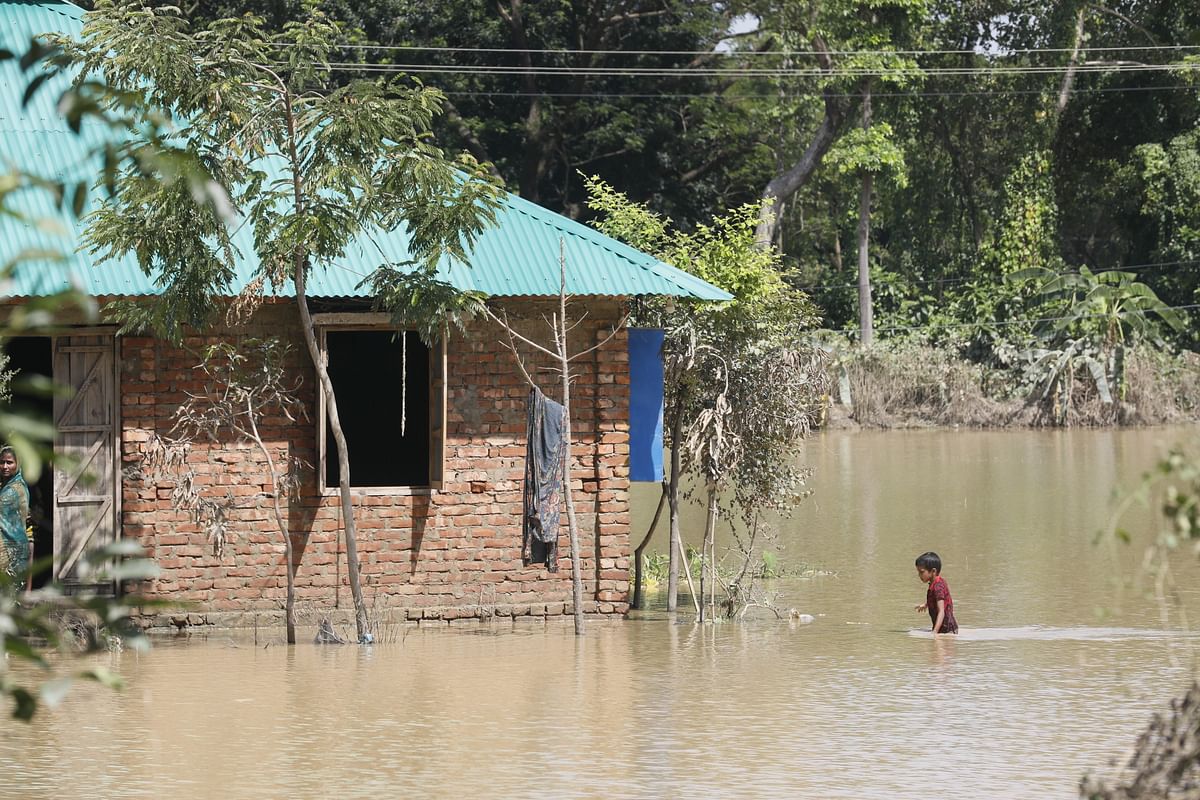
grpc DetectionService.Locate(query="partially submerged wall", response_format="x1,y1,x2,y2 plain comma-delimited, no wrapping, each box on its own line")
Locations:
120,300,632,632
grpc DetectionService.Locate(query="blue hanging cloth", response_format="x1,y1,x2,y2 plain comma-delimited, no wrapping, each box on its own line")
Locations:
628,328,665,482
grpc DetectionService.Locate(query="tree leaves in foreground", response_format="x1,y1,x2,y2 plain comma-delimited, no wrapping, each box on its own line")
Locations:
0,37,216,721
1085,447,1200,797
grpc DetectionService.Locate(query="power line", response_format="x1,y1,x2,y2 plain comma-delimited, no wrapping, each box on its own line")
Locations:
436,83,1195,100
269,41,1200,58
290,59,1200,79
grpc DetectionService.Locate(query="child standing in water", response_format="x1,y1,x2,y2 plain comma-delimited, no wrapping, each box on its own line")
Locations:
914,551,958,634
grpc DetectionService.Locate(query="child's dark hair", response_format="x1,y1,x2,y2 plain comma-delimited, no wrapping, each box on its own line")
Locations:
915,551,942,572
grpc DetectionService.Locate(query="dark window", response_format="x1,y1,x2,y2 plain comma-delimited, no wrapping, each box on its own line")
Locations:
323,330,430,488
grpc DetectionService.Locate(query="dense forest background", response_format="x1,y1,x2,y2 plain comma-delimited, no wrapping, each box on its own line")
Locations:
139,0,1200,423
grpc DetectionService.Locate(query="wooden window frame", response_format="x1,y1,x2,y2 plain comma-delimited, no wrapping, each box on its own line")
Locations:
313,313,445,496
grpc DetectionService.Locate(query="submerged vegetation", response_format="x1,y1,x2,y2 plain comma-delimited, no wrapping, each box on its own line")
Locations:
832,339,1200,429
641,549,833,588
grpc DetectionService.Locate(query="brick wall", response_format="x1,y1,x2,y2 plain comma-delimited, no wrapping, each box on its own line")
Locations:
121,299,632,631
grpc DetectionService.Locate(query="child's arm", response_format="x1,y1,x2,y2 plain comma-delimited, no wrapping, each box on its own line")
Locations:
914,601,927,612
932,599,946,633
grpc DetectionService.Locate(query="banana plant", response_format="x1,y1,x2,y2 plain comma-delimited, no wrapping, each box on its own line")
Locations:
1015,339,1110,426
1010,266,1184,408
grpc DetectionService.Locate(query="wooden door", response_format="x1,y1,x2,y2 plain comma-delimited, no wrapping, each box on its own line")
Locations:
53,334,118,587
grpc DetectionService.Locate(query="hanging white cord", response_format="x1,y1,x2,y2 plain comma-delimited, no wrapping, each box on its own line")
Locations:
400,331,408,436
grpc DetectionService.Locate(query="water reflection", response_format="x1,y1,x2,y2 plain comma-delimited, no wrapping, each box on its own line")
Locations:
1,429,1198,799
929,634,954,668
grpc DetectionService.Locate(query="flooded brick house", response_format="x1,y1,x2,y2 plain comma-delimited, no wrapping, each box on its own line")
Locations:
0,0,729,630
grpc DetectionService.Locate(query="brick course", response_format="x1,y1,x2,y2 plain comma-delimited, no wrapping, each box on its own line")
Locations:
121,300,632,630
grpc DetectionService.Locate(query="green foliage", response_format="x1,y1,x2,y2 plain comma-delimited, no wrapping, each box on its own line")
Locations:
586,176,825,520
185,0,738,216
0,348,12,403
758,550,783,579
1136,129,1200,336
0,39,203,722
1087,442,1200,797
162,0,1200,371
1109,446,1200,566
1020,266,1184,348
367,271,487,346
994,152,1060,277
63,1,502,342
1137,135,1200,254
1012,339,1112,425
640,551,669,586
1156,451,1200,549
1006,265,1185,411
586,174,813,334
643,547,797,586
827,123,909,187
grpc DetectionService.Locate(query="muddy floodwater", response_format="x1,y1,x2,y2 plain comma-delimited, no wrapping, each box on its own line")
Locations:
4,428,1200,799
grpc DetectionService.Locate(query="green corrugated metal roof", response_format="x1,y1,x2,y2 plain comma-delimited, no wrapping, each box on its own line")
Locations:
0,1,731,302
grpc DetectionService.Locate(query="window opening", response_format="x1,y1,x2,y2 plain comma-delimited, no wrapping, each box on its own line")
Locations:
324,330,430,488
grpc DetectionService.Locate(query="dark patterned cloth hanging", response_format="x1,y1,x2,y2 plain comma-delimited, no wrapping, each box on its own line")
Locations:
523,386,566,571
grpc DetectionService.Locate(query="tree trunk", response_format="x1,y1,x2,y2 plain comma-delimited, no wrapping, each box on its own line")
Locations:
498,0,554,202
857,171,875,347
857,88,875,347
698,484,719,623
754,35,849,248
666,387,685,613
281,88,371,643
755,88,846,248
247,407,295,645
1056,7,1088,119
556,251,586,635
631,482,667,610
295,263,370,642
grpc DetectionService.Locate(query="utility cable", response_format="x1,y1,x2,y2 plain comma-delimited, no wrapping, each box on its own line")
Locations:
280,60,1200,79
433,83,1195,100
267,41,1200,58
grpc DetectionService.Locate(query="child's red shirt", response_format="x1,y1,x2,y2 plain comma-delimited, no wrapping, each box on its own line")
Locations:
926,575,958,634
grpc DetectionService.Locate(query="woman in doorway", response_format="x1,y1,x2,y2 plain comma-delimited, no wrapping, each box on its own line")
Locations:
0,446,32,591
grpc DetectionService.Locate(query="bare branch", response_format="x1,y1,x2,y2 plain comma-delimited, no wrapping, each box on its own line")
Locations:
568,311,630,362
498,308,540,389
565,308,590,334
1086,3,1160,45
484,305,559,359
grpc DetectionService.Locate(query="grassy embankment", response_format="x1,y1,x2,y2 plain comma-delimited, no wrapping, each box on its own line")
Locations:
823,341,1200,429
